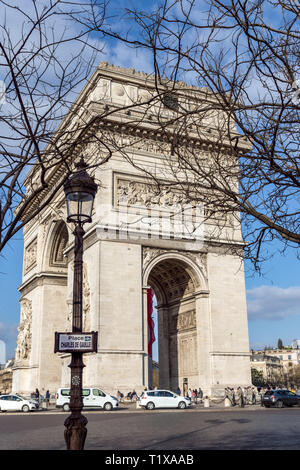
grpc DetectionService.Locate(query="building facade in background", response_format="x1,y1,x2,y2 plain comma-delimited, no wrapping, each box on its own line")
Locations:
0,359,14,394
263,347,300,386
250,353,284,387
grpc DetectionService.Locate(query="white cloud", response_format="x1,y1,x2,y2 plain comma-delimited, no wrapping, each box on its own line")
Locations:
108,41,154,74
247,285,300,321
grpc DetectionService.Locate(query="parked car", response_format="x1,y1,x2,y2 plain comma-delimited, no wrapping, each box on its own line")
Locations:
139,390,191,410
18,394,39,408
0,394,39,412
262,389,300,408
56,387,118,411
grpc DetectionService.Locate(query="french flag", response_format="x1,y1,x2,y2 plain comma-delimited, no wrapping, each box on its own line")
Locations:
147,288,155,358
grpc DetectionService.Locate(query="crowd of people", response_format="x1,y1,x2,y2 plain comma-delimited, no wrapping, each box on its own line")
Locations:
225,386,257,407
31,388,51,406
117,390,138,402
180,387,203,403
116,387,204,402
116,385,282,406
224,385,300,407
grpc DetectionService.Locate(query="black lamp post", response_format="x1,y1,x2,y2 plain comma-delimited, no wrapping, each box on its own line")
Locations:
63,157,97,450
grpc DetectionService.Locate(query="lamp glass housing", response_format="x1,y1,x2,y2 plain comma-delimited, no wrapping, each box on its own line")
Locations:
66,191,94,224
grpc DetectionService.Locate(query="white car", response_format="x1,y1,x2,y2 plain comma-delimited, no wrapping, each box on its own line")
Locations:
56,387,119,411
0,394,38,412
139,390,191,410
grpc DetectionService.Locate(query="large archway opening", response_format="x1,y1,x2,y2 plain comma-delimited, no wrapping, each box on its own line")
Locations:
146,257,200,395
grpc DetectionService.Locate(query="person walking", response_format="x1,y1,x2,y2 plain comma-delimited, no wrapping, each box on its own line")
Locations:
45,390,50,408
237,387,244,408
176,387,181,396
198,387,203,403
251,387,256,405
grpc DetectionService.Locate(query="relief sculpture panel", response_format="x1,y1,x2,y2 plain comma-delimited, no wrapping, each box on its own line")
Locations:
15,299,32,362
116,177,190,209
24,239,37,274
169,310,196,334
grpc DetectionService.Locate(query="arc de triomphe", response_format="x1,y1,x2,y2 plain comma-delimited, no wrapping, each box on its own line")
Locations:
12,63,251,397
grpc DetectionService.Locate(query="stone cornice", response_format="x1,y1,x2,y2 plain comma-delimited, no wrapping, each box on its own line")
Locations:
19,272,67,297
210,351,251,357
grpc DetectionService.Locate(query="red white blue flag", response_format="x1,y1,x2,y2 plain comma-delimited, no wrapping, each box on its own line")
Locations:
147,288,155,357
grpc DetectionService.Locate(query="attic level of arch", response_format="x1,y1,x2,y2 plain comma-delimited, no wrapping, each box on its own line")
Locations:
21,98,242,229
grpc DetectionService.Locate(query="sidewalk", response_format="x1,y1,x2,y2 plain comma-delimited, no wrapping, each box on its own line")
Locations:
41,399,263,413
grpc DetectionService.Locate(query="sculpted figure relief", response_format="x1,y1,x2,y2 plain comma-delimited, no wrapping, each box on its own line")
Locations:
117,179,190,210
24,240,37,273
90,78,110,101
15,299,32,361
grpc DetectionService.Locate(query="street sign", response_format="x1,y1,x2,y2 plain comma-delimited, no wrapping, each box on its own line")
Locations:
54,332,98,353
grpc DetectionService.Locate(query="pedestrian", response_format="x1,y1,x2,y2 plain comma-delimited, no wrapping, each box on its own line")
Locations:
198,387,203,403
35,388,40,400
176,387,181,396
187,388,192,400
251,387,256,405
45,390,50,408
229,388,235,406
245,387,251,405
237,387,244,407
260,387,265,406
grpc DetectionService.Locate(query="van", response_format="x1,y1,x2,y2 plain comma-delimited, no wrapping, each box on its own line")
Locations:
56,387,119,411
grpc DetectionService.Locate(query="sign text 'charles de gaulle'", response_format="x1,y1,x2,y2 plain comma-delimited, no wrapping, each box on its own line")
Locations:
54,332,98,353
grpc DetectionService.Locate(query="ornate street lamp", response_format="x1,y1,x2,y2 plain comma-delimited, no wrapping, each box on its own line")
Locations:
63,157,97,450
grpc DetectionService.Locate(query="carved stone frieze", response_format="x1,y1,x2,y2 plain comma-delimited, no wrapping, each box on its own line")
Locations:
142,247,166,269
170,310,196,334
116,178,190,209
98,128,172,156
24,239,37,274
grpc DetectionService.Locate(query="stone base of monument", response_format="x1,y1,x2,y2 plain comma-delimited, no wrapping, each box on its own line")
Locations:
224,397,232,407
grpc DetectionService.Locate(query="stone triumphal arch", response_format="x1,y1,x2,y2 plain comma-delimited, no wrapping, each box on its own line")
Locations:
12,63,251,397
